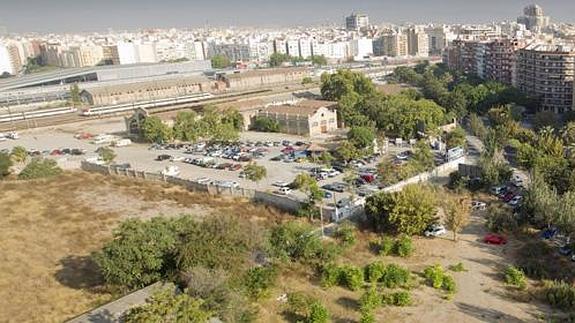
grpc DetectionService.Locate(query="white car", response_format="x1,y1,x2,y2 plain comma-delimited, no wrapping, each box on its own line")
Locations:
161,165,181,177
508,195,523,206
471,201,487,211
424,224,447,237
272,181,291,188
276,187,292,195
327,169,341,177
6,132,19,140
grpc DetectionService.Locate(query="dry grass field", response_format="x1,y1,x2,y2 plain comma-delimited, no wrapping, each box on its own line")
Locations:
0,171,288,323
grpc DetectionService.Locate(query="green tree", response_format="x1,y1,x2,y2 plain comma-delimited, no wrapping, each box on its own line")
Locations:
555,191,575,241
320,69,374,101
443,194,470,241
445,126,467,149
93,217,178,289
98,147,116,165
0,152,13,179
365,184,438,235
141,116,173,143
243,162,267,183
562,122,575,145
411,140,435,171
269,53,290,67
211,54,231,69
523,171,558,227
311,55,328,66
308,301,330,323
302,76,313,85
10,146,28,163
18,158,62,180
221,108,244,131
337,140,361,161
251,116,280,132
533,111,558,131
123,289,212,323
469,113,487,139
293,173,323,205
69,83,81,107
173,111,200,142
348,126,375,151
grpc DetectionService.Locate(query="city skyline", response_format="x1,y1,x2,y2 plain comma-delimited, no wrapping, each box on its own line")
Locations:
1,0,574,33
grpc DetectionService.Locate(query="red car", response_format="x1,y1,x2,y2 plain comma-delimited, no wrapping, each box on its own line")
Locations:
484,233,507,245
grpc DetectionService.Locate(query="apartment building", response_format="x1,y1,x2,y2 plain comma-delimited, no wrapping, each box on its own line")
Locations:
484,38,525,86
374,32,408,57
346,13,369,32
407,28,429,57
516,44,575,113
0,42,23,75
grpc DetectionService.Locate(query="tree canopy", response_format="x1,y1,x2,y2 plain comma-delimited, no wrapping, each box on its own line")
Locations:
211,54,231,69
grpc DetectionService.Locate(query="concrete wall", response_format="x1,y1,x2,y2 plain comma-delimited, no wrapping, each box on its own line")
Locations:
382,156,466,193
81,161,301,214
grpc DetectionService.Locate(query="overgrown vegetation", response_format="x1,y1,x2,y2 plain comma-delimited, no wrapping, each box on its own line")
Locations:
503,265,527,290
423,264,456,296
286,292,330,323
18,158,62,180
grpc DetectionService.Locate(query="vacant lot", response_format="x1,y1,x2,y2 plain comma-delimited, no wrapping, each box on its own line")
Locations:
0,171,288,323
259,209,556,322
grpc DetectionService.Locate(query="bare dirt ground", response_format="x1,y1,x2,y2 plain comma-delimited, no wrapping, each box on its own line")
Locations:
0,171,287,323
258,209,555,323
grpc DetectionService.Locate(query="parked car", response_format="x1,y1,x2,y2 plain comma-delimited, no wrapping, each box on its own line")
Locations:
395,151,412,160
471,201,487,211
424,224,447,237
156,154,172,161
508,195,523,206
491,186,507,195
541,227,558,240
323,191,333,199
272,181,291,188
502,192,515,202
276,187,292,195
161,165,180,177
336,197,351,208
484,233,507,245
559,245,573,256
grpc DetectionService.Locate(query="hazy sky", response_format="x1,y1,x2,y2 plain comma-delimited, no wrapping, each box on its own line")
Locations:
1,0,574,33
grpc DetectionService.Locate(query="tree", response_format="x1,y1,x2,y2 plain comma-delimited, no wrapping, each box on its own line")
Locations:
173,111,200,142
347,126,375,151
251,116,280,132
556,191,575,242
533,111,558,131
445,126,467,149
123,289,212,323
562,122,575,145
10,146,28,163
524,171,558,227
302,77,313,85
293,173,323,204
318,151,334,166
221,108,244,131
18,158,62,180
311,55,328,66
469,113,487,139
98,147,116,165
93,217,178,289
211,54,230,69
0,152,12,179
411,140,435,171
365,185,438,235
69,83,81,107
243,162,267,183
337,140,361,161
269,53,290,67
443,194,471,241
141,116,173,143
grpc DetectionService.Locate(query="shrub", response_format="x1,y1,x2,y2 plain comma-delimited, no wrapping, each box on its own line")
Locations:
18,158,62,180
243,266,277,300
340,265,364,291
380,264,410,289
359,287,381,311
287,292,314,318
320,263,341,288
423,264,446,289
442,274,456,294
365,261,386,284
0,152,12,179
251,116,280,132
504,266,526,289
485,205,518,233
448,262,467,272
359,308,376,323
388,291,412,306
370,237,395,256
334,221,357,248
308,301,329,323
544,280,575,310
394,235,413,257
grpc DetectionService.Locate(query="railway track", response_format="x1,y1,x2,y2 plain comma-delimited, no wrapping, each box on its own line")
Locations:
0,85,313,132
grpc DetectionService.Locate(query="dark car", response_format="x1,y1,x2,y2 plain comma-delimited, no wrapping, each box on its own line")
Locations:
71,148,86,155
111,163,131,170
61,148,71,155
156,154,172,161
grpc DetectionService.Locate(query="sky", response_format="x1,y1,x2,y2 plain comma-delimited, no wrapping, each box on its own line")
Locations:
0,0,574,33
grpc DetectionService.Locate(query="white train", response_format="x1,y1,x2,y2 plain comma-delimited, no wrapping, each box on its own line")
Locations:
0,106,77,123
80,92,215,117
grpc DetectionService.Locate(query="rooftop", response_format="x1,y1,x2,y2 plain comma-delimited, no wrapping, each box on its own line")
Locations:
261,99,337,116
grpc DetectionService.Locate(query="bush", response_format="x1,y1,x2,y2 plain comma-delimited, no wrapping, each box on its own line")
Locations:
423,264,444,289
380,264,410,289
360,308,376,323
334,221,357,248
308,301,329,323
286,292,329,323
340,265,364,291
385,291,412,306
423,264,457,295
359,287,381,311
251,116,280,132
365,261,386,284
485,205,518,233
243,266,277,300
544,280,575,310
504,266,526,290
320,263,341,288
370,237,395,256
442,274,456,293
18,158,62,180
448,262,467,272
394,235,413,257
0,152,12,179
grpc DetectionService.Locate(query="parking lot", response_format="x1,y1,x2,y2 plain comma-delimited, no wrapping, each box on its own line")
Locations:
1,116,452,210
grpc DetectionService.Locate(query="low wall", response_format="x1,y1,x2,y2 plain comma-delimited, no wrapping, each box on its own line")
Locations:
382,156,466,193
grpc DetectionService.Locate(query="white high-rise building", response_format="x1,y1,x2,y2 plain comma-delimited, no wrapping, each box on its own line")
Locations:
349,38,373,60
346,13,369,32
286,40,299,57
117,41,138,65
0,42,21,75
274,39,287,54
298,39,312,58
